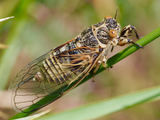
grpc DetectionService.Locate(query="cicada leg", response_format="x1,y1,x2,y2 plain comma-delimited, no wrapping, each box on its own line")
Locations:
92,60,101,82
92,55,110,82
118,25,143,48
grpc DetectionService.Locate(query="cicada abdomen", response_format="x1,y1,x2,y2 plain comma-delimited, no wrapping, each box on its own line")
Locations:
9,15,142,113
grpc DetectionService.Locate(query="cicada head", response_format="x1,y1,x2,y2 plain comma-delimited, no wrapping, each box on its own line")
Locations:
93,15,120,46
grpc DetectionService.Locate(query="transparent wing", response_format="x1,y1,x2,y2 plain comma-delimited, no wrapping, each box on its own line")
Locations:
9,46,100,113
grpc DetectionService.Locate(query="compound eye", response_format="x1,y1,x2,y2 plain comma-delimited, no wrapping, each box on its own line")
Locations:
109,29,117,38
104,15,112,19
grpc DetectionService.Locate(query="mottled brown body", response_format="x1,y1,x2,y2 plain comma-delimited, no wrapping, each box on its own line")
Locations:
9,15,142,113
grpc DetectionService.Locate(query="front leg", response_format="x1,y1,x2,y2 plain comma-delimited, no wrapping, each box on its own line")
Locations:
118,25,143,48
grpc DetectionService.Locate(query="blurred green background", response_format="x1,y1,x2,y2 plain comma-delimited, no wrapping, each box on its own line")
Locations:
0,0,160,119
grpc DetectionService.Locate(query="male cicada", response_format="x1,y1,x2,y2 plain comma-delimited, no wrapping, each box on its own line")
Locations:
9,14,142,113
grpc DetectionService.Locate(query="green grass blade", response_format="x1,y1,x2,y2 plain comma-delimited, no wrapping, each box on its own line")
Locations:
0,22,24,90
38,86,160,120
0,0,34,90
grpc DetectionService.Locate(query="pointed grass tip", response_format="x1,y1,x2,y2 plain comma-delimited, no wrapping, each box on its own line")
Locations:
0,16,14,22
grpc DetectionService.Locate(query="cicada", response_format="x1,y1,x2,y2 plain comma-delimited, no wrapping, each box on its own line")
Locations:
9,15,142,113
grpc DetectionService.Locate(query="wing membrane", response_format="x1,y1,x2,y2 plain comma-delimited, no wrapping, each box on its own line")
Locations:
9,44,100,112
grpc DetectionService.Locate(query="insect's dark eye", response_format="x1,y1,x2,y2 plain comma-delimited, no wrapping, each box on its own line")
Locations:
104,15,112,19
109,29,117,38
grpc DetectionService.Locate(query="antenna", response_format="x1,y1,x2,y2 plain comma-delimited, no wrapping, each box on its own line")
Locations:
114,7,118,19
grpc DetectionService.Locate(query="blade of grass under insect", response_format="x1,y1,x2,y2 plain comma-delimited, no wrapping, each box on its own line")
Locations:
15,109,52,120
38,86,160,120
9,27,160,119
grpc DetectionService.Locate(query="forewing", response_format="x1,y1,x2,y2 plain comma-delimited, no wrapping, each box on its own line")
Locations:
8,50,62,112
9,46,100,113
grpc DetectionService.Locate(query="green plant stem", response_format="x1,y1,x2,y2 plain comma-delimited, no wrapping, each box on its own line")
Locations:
39,86,160,120
9,27,160,119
